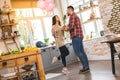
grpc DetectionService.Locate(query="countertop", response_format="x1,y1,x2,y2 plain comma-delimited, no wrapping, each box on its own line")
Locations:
39,42,71,50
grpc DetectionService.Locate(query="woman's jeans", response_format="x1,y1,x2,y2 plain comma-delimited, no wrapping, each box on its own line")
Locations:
72,37,89,69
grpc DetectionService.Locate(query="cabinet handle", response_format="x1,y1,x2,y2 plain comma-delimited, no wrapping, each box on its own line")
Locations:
42,49,46,52
118,53,120,60
52,47,55,50
70,43,72,46
24,57,29,61
2,61,7,66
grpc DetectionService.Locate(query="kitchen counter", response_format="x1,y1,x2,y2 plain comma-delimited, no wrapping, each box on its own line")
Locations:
40,42,72,50
83,36,105,42
40,42,78,72
40,37,105,50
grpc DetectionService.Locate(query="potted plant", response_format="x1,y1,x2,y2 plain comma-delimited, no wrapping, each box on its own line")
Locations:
63,14,70,43
44,38,49,46
63,14,67,25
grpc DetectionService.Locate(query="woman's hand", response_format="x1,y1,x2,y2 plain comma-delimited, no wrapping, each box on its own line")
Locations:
62,25,69,31
62,25,66,30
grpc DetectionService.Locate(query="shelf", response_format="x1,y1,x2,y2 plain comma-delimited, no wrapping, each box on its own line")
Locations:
0,66,17,71
0,73,17,79
76,5,98,14
0,50,41,61
21,70,38,74
0,35,20,41
82,18,102,24
0,10,15,15
0,23,18,27
6,35,20,39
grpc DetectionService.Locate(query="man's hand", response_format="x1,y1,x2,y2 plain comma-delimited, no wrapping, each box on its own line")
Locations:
62,25,66,30
62,25,69,31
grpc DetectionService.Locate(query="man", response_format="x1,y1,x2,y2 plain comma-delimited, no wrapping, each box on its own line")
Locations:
63,6,90,73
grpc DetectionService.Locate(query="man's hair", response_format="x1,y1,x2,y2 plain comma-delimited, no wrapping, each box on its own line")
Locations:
67,6,74,11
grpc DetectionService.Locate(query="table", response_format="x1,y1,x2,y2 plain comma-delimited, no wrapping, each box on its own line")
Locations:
102,37,120,74
0,50,46,80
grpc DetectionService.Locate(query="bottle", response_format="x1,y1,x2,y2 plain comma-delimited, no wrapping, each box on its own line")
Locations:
79,5,82,11
0,8,2,24
0,49,2,56
90,32,93,39
0,8,2,14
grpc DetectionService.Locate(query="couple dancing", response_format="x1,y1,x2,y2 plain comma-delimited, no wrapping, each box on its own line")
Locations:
51,6,90,74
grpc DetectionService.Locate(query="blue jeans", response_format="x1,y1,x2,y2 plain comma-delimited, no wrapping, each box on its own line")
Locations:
72,37,89,69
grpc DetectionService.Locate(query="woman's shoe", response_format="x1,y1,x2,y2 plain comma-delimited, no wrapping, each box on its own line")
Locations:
52,57,58,64
62,68,70,75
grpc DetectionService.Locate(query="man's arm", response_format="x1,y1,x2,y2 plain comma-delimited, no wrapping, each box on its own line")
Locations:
68,15,75,30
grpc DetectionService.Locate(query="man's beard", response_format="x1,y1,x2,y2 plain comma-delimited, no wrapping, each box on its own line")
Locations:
67,13,70,16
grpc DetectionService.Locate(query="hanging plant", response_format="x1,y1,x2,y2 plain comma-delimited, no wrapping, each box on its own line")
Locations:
44,38,49,43
63,14,70,42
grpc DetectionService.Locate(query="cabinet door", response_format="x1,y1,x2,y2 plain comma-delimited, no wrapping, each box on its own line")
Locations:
50,47,61,66
68,43,78,62
41,48,51,70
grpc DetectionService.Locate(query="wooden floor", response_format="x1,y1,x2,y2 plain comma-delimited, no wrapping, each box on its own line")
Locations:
46,60,120,80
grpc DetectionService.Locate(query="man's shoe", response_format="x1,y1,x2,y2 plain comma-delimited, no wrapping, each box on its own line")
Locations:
79,68,90,74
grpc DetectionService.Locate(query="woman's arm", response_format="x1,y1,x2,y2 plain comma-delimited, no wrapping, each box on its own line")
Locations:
60,27,65,40
62,15,75,31
52,28,55,38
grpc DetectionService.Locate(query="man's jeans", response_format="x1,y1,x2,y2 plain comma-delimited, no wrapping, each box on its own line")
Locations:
72,37,89,69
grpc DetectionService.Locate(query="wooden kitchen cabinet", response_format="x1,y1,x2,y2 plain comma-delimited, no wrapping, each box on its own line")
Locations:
16,55,37,66
0,60,16,70
41,49,52,71
68,43,78,62
0,50,46,80
50,47,61,66
41,43,78,72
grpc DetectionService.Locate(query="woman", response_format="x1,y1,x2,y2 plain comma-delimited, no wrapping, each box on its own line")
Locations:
51,15,69,74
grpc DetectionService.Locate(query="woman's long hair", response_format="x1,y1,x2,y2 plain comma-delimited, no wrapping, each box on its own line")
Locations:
52,15,61,26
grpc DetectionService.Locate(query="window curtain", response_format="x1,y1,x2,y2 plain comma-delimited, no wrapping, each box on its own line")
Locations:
11,0,37,8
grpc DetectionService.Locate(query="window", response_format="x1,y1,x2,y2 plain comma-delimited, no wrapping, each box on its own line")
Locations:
30,19,44,43
68,0,81,5
62,0,104,40
84,22,98,38
15,8,54,46
80,3,103,38
43,17,54,42
81,10,92,22
84,0,90,3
